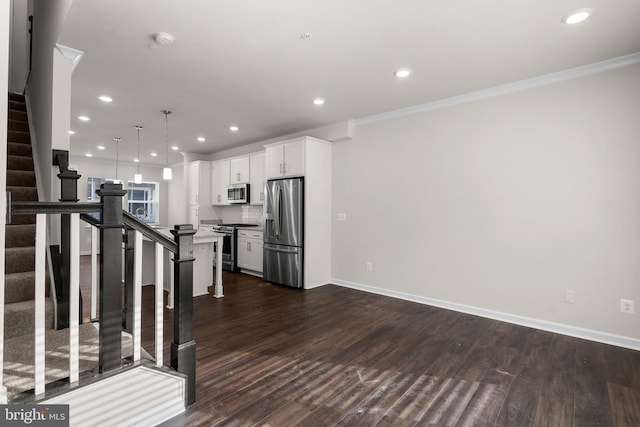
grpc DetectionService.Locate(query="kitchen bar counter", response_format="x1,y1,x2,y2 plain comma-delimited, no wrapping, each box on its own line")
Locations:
142,226,226,304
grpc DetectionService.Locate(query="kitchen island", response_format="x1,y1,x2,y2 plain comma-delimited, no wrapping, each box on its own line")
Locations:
142,226,226,306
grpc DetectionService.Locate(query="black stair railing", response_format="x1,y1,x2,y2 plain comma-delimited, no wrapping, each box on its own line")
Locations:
7,181,197,404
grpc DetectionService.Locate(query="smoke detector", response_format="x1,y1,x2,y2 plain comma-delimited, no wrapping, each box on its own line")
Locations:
153,32,175,46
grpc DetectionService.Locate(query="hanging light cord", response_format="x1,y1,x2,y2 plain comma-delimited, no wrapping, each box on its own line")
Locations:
163,110,171,165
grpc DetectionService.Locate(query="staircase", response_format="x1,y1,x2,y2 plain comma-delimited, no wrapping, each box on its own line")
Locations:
5,92,55,340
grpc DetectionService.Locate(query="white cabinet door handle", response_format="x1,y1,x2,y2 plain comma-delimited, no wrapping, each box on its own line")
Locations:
237,172,240,182
196,194,199,203
279,163,283,174
247,241,251,252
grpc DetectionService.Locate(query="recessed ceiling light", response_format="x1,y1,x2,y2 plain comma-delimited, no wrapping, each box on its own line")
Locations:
96,145,106,150
171,145,179,151
313,98,325,106
69,130,76,135
562,8,592,24
395,69,411,78
85,153,93,157
134,158,140,163
197,137,206,142
150,152,158,157
229,126,239,132
77,115,90,121
98,95,112,103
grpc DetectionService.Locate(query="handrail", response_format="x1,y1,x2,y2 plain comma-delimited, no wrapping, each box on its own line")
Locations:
9,201,100,217
122,211,178,254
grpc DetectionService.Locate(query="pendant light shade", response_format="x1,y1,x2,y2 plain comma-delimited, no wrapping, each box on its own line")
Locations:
162,109,172,180
133,125,143,184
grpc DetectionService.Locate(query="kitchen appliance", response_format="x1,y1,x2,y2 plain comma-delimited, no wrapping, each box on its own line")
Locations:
227,183,250,204
212,223,258,271
263,177,304,288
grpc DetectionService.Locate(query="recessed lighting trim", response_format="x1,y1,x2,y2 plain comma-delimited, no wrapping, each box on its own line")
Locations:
395,69,412,78
98,95,113,103
69,130,76,135
96,145,106,150
229,126,239,132
134,158,140,163
313,98,325,106
150,152,158,157
171,145,179,151
85,153,93,157
562,8,592,24
77,115,90,121
197,137,206,142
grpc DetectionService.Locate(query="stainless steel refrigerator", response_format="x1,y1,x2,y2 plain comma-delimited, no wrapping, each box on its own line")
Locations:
263,177,304,288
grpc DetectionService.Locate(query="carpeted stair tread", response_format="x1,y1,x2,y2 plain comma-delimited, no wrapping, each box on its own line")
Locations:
7,185,37,201
8,100,26,112
7,142,33,157
7,130,30,144
5,246,35,274
5,224,36,247
8,109,27,122
4,298,55,340
5,271,36,303
8,119,28,133
7,214,36,225
7,154,34,171
7,170,36,187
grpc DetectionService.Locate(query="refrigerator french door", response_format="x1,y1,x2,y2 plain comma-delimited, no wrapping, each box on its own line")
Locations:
263,177,304,288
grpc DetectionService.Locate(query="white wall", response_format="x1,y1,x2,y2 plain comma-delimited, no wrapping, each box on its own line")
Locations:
332,63,640,345
9,0,29,93
26,0,73,203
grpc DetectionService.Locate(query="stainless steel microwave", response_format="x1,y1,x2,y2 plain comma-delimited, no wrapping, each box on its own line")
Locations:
227,183,250,204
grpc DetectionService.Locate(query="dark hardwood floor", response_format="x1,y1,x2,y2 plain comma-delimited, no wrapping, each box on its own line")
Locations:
81,258,640,426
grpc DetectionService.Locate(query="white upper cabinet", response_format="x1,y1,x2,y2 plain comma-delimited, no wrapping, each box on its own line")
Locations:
229,156,250,184
188,161,210,206
249,152,265,205
265,138,305,179
211,160,230,205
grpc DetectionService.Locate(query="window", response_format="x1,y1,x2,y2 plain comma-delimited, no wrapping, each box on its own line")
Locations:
127,180,159,223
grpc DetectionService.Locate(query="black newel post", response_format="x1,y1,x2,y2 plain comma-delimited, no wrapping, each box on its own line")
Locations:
170,224,197,405
97,183,127,372
53,149,81,329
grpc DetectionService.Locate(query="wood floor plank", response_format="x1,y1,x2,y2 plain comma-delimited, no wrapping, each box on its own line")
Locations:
73,258,640,427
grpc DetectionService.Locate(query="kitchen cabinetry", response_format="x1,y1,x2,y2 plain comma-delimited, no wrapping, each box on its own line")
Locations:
188,161,210,206
265,139,305,178
211,160,230,205
249,152,265,205
264,136,332,289
229,157,250,184
237,229,263,274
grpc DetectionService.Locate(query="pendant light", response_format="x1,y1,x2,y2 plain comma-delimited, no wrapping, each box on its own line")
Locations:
161,110,172,180
113,137,122,184
133,125,143,184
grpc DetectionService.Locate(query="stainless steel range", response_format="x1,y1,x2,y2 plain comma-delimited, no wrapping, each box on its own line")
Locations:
212,223,259,272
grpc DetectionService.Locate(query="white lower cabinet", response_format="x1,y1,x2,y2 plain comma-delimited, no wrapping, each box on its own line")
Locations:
237,229,263,274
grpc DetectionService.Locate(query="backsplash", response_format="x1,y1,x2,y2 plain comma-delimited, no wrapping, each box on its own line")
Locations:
241,205,263,224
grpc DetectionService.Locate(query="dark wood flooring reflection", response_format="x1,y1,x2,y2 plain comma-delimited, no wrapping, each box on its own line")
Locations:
131,271,640,426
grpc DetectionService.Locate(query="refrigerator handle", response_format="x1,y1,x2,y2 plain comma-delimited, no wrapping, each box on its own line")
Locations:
274,185,282,238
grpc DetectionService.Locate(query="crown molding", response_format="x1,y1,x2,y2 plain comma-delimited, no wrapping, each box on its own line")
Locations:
355,52,640,126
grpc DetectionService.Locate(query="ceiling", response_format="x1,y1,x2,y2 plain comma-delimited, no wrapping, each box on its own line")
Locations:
57,0,640,167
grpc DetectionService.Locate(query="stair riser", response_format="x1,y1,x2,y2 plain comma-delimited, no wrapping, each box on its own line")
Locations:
8,100,26,112
5,247,35,274
8,130,30,144
4,299,55,340
8,119,29,132
7,186,37,201
8,142,33,157
9,109,27,122
5,224,36,247
7,155,35,171
5,272,36,303
7,170,36,187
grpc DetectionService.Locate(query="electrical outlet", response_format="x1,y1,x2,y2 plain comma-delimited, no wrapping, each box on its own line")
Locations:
338,213,347,221
366,262,373,271
565,290,575,304
620,299,635,314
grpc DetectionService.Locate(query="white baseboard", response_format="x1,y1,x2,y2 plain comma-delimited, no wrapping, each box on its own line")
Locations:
331,278,640,351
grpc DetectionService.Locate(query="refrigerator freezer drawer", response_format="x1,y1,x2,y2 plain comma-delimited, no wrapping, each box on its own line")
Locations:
263,243,303,289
